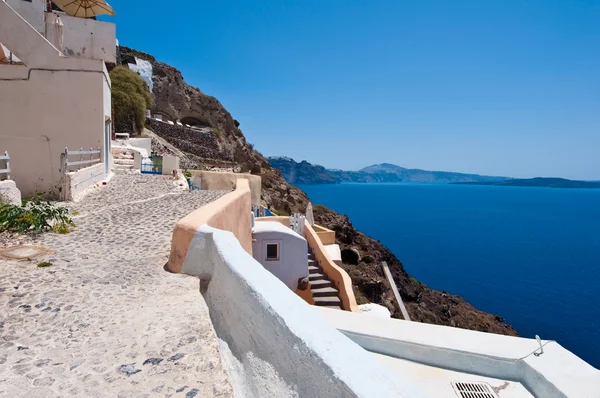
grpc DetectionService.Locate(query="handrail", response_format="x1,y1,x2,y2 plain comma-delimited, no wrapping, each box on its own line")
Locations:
61,146,101,175
0,151,10,180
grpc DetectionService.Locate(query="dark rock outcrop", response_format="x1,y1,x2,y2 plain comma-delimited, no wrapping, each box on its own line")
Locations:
119,45,518,336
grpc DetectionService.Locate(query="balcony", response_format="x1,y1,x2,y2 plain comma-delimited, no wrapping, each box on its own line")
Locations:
45,12,116,65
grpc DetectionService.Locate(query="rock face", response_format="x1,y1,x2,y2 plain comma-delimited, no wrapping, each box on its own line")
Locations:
144,119,223,162
119,46,518,336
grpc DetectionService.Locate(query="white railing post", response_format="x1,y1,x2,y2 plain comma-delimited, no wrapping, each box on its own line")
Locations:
61,147,68,175
5,151,10,180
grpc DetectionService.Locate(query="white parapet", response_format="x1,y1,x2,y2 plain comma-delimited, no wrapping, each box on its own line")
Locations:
162,155,179,176
180,225,429,398
324,243,342,265
317,307,600,398
46,12,116,64
61,163,106,201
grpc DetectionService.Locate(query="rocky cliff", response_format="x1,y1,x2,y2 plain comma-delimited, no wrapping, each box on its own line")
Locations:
119,46,518,336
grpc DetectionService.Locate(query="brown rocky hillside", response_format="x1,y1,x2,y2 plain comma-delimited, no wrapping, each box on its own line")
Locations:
118,46,518,336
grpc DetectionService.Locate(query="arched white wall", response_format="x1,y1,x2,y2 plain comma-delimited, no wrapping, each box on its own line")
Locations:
252,227,308,290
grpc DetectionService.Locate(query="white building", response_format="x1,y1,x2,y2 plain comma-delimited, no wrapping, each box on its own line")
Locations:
252,221,309,290
0,0,116,198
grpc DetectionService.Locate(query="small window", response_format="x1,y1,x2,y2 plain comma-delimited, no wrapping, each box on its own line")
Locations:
266,243,279,261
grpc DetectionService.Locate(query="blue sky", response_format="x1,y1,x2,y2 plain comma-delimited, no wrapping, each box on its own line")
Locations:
106,0,600,179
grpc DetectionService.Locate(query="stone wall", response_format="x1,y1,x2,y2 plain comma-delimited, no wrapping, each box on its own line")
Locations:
145,118,226,162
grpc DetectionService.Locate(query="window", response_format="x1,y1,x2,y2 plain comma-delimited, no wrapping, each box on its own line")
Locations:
266,243,279,261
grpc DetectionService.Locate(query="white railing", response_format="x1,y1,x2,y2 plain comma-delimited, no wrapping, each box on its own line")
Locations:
0,151,10,180
61,147,102,175
115,133,130,141
290,213,306,236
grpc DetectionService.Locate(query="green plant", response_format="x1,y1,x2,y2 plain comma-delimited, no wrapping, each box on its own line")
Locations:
409,276,424,288
0,193,75,234
52,223,73,234
37,261,53,268
110,66,153,134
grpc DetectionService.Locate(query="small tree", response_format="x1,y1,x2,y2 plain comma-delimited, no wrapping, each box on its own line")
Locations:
110,66,152,134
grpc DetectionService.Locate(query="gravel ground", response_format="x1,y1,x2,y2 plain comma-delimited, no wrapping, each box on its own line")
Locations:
0,173,234,397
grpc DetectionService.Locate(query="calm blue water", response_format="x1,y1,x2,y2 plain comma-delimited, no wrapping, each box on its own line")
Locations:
298,183,600,368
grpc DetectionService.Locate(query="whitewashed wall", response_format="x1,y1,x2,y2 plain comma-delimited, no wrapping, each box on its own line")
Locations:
318,308,600,398
5,0,45,33
252,223,308,290
46,13,116,64
180,225,428,398
62,162,106,201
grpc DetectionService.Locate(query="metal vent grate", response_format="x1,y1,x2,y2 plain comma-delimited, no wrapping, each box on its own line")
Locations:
452,381,499,398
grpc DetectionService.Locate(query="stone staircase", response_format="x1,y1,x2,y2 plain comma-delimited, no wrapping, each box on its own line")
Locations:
308,249,342,310
111,147,136,172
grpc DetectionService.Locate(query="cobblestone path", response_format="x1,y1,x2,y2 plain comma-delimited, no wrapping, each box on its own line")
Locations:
0,174,234,397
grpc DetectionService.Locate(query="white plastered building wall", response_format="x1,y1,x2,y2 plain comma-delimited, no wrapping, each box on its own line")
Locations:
252,221,309,290
0,0,112,197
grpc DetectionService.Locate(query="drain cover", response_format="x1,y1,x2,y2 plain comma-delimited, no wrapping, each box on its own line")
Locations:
0,245,53,260
452,381,498,398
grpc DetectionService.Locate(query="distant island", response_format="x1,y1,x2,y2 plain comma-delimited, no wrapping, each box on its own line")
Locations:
268,157,509,184
453,178,600,189
268,157,599,189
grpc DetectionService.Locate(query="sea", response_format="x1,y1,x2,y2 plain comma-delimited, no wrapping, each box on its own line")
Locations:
297,182,600,368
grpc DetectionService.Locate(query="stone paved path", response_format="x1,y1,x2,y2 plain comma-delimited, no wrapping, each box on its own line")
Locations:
0,174,234,397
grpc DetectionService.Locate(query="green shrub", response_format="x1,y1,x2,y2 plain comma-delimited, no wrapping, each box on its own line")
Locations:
110,66,153,134
37,261,53,268
409,276,424,288
0,194,75,234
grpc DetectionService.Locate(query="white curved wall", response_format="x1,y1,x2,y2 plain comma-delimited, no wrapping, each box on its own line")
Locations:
252,225,308,290
180,224,428,398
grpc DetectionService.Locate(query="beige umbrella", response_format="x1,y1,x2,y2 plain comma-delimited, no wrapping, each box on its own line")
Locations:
52,0,115,18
